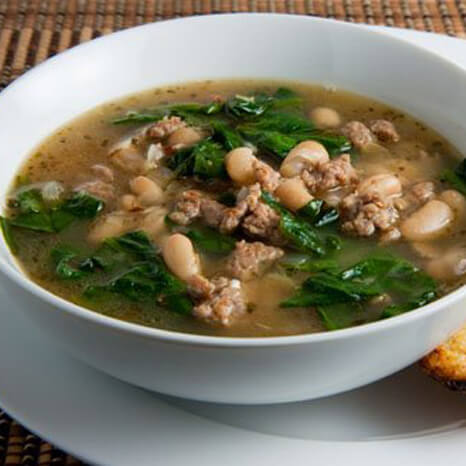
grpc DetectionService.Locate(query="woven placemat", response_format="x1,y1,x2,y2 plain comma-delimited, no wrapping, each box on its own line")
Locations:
0,1,465,465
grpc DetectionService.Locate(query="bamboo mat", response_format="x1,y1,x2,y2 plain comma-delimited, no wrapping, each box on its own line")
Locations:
0,1,465,465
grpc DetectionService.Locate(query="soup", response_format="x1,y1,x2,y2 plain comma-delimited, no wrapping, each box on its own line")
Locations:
3,80,466,337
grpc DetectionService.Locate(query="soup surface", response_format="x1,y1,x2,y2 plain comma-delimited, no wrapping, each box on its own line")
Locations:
3,80,466,337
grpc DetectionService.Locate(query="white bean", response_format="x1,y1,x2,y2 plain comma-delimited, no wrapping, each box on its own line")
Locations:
167,127,202,148
439,190,466,220
110,148,146,174
359,174,402,198
309,107,341,129
129,176,164,206
88,214,126,243
280,141,329,178
162,233,200,281
426,248,466,281
120,194,140,211
411,242,441,259
225,147,257,186
275,178,313,211
141,207,169,243
400,200,453,241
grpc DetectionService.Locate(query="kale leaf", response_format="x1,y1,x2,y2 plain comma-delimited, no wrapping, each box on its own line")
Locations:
262,192,327,256
279,254,339,273
211,121,243,150
239,127,298,159
51,245,89,280
167,138,227,179
281,251,437,330
112,101,224,125
192,139,228,178
226,94,273,118
0,217,18,254
70,231,194,314
8,189,104,233
441,159,466,196
238,111,351,159
9,189,55,232
186,227,236,255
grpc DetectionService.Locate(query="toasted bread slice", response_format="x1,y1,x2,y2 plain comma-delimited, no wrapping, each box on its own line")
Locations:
421,325,466,391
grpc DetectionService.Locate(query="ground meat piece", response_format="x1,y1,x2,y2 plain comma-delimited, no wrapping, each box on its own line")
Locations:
242,202,284,244
369,120,400,143
254,159,281,192
200,198,228,229
340,192,399,237
220,202,248,233
169,185,263,234
218,184,262,233
168,190,202,225
225,240,284,281
192,277,246,326
74,180,114,201
341,121,374,149
301,154,358,193
145,116,186,140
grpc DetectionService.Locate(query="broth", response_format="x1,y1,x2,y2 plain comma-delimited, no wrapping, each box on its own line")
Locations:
4,80,465,337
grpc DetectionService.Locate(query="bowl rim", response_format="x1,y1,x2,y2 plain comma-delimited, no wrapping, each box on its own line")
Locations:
1,13,466,348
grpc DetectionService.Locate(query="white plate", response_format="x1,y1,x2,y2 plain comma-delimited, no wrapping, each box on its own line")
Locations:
0,25,466,466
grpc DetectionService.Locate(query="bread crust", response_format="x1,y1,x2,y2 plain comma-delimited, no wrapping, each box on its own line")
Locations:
421,325,466,391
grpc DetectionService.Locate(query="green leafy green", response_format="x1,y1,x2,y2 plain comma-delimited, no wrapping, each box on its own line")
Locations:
239,128,297,159
281,251,437,330
298,200,324,222
7,189,104,233
165,217,236,255
441,159,466,196
293,197,340,236
192,139,227,178
226,93,273,118
317,303,368,331
307,132,352,156
171,101,224,116
0,217,18,254
282,270,381,308
62,191,104,219
51,245,88,280
238,111,351,159
381,291,437,318
186,227,236,255
226,88,302,118
211,121,243,150
167,138,227,179
77,231,193,314
10,211,55,232
262,192,326,256
9,189,55,232
240,111,314,134
112,101,224,125
279,254,339,273
271,87,303,109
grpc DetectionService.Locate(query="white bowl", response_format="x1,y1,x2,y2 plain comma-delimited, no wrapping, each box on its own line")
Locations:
1,14,466,404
